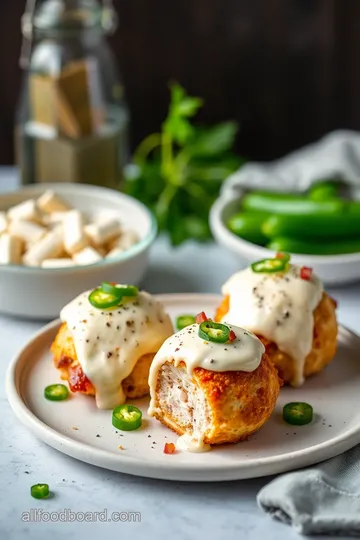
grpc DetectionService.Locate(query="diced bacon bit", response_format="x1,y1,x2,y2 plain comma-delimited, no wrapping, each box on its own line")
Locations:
69,364,94,393
228,330,236,342
196,311,208,324
57,355,72,369
163,442,176,454
300,266,313,280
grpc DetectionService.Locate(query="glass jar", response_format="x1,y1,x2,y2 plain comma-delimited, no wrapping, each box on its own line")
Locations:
15,0,129,188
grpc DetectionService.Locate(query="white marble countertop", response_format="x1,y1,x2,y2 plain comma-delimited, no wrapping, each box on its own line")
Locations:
1,169,359,540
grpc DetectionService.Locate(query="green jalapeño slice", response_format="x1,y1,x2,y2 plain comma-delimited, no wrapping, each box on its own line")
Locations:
198,320,231,343
112,404,142,431
283,402,313,426
44,384,69,401
251,258,287,274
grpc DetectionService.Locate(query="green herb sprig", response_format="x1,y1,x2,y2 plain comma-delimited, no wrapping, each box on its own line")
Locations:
124,83,243,246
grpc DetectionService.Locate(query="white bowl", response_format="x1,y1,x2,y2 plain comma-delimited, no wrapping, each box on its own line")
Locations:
209,190,360,285
0,183,157,319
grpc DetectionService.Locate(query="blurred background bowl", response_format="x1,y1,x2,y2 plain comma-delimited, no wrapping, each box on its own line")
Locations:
0,183,157,319
210,191,360,286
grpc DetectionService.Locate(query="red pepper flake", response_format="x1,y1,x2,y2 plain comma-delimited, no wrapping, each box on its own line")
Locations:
164,442,176,454
275,252,285,259
196,311,208,324
228,330,236,342
300,266,313,280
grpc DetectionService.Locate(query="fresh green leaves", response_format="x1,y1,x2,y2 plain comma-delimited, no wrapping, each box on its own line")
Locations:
187,122,238,157
124,82,243,246
163,83,203,145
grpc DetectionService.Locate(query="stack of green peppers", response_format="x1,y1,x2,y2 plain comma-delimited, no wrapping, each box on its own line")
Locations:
227,181,360,255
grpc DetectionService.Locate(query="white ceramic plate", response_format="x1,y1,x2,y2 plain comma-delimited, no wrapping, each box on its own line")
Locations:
6,294,360,482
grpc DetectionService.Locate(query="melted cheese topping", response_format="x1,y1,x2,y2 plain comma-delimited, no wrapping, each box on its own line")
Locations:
60,290,173,409
220,264,323,386
148,322,265,452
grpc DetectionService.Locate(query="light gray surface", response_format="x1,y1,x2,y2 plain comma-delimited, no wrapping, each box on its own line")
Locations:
0,168,359,540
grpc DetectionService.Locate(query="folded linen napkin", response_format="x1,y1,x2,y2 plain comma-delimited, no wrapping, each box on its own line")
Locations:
221,129,360,198
257,445,360,536
221,130,360,537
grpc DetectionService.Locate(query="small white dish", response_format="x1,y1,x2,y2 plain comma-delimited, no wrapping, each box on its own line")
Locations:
6,293,360,482
209,191,360,285
0,183,157,319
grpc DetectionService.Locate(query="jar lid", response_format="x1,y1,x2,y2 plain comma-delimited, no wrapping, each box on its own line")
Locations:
35,0,102,30
22,0,117,36
20,0,117,68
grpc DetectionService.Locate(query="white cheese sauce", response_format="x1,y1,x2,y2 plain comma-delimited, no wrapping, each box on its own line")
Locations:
148,322,265,452
60,290,173,409
220,264,323,386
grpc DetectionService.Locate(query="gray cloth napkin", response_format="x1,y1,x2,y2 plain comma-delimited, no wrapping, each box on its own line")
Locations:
257,446,360,537
221,129,360,199
221,130,360,536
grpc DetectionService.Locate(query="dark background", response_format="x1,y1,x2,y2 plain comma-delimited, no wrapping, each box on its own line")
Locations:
1,0,360,164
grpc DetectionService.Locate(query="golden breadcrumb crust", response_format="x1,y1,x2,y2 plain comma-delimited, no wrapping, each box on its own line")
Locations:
215,292,338,385
51,322,154,398
152,354,282,446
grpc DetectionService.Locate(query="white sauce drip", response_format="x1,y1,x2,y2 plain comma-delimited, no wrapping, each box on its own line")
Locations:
220,264,323,386
148,322,265,452
60,290,173,409
176,433,211,453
